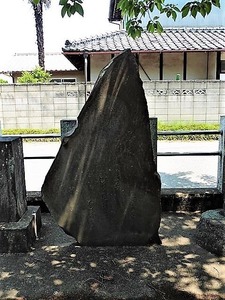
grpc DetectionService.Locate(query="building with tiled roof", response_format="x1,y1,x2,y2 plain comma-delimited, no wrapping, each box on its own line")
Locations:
61,0,225,82
63,28,225,81
1,52,84,83
63,28,225,53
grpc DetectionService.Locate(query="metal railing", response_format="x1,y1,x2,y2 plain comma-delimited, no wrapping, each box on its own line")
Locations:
151,117,225,204
1,118,225,201
157,130,221,157
1,133,60,160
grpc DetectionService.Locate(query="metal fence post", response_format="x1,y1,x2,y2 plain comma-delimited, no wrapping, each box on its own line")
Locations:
217,116,225,208
149,117,158,169
60,119,77,139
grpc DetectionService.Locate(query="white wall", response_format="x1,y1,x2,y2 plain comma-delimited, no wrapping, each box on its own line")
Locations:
0,81,224,130
89,51,218,82
90,53,112,81
139,53,160,80
208,52,217,80
187,52,208,79
144,80,224,123
163,53,183,80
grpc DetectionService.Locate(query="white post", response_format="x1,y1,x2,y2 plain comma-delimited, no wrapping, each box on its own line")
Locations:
84,52,88,102
217,116,225,209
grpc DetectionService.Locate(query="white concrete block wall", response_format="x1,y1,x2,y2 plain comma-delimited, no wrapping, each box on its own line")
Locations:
0,81,224,130
0,83,90,129
219,91,225,116
144,80,225,124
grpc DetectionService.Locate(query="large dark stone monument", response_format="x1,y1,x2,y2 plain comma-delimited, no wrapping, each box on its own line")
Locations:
0,137,41,253
42,50,161,246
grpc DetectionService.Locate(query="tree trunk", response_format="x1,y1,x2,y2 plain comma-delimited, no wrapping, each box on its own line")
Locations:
32,0,45,69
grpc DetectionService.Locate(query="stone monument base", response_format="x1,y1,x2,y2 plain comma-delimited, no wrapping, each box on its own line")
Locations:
0,206,42,253
195,209,225,256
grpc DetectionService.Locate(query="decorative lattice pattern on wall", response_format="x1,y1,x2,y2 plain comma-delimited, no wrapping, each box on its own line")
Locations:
151,89,207,96
194,89,207,95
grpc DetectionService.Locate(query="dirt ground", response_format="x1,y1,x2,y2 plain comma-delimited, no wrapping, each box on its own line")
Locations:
0,212,224,300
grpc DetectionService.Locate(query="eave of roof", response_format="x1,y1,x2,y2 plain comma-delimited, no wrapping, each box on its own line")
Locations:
62,28,225,54
1,52,77,73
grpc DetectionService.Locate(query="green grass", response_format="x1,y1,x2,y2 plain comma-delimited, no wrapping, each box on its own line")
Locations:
2,128,59,135
1,122,220,141
158,121,219,131
157,121,219,140
2,128,60,142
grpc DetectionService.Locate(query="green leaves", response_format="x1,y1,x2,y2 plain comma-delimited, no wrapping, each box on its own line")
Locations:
181,0,220,19
59,0,84,18
181,4,190,18
118,0,165,36
161,4,180,21
33,0,222,39
59,0,67,4
212,0,220,7
126,18,143,38
17,66,52,83
146,17,163,33
118,0,221,39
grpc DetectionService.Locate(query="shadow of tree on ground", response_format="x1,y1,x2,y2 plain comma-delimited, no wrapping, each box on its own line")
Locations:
0,213,224,299
160,171,217,189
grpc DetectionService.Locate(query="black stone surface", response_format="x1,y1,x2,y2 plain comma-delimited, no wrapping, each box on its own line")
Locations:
0,137,27,222
42,50,161,246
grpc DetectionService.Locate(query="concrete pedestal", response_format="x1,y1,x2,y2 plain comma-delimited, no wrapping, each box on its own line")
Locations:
0,137,42,253
0,206,42,253
0,137,27,222
195,209,225,256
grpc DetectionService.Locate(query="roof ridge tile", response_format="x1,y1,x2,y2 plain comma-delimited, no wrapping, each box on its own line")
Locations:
63,28,225,53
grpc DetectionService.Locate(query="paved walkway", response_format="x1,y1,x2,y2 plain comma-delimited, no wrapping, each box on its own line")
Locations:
0,212,224,299
23,141,219,191
158,140,218,189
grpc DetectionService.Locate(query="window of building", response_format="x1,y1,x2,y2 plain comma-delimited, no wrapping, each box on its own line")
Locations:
50,78,77,83
220,52,225,73
221,61,225,73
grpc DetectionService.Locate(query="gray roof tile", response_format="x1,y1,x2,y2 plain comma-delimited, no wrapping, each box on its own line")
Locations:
63,28,225,53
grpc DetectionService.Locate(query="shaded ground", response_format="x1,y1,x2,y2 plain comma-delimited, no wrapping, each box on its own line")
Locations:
0,212,224,300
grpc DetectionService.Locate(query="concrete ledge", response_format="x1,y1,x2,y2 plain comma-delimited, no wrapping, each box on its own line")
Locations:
195,209,225,256
27,188,224,213
161,188,223,212
0,206,42,253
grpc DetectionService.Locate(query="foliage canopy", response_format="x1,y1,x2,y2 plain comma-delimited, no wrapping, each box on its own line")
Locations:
0,79,8,84
118,0,221,37
31,0,221,38
17,66,51,83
